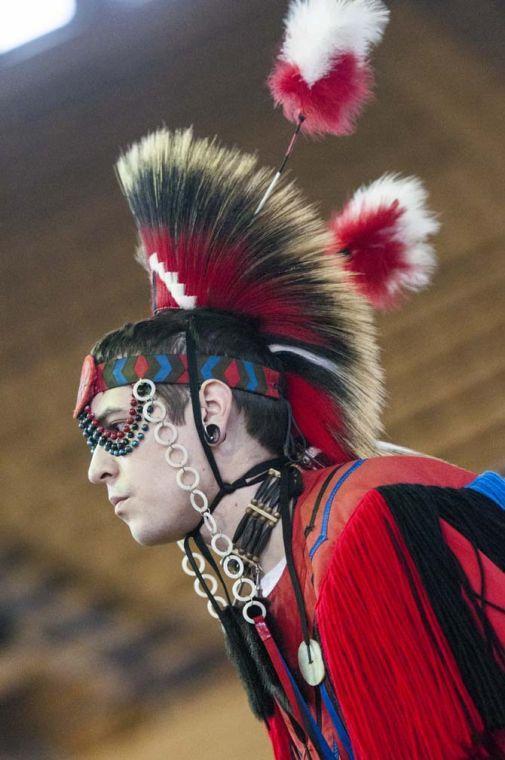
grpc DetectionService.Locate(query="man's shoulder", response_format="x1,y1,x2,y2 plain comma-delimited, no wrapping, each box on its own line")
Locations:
298,452,476,574
303,451,475,512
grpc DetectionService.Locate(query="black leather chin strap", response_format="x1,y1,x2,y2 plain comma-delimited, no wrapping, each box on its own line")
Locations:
184,318,314,718
186,317,225,489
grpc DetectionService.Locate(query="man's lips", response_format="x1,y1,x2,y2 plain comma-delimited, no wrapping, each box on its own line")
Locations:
110,496,129,508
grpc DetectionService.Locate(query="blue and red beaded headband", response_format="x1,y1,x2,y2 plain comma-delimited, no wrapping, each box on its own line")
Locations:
73,352,282,419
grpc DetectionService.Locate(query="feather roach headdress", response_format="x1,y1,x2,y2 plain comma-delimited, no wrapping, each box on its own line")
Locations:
114,126,384,462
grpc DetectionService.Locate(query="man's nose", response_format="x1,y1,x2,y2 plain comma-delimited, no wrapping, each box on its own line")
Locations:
88,445,119,485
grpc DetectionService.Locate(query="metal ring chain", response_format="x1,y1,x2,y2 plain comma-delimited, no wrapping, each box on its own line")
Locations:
147,400,226,619
144,389,262,622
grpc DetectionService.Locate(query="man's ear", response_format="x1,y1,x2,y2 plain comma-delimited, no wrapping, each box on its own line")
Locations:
199,380,233,432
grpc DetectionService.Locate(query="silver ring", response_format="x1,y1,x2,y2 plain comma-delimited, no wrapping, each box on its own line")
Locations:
176,467,200,491
164,444,189,468
243,599,267,624
133,378,155,401
207,596,227,619
190,489,209,514
211,533,233,558
232,577,256,603
143,400,167,423
194,573,218,598
223,554,244,580
154,421,177,446
181,553,205,576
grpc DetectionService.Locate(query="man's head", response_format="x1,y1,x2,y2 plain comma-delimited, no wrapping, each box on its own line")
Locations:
85,308,288,545
76,125,384,546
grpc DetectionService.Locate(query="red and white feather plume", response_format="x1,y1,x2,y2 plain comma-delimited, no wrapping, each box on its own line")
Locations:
329,173,440,310
268,0,390,136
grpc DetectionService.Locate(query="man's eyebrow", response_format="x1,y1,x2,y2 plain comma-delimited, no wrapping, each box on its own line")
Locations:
94,406,124,424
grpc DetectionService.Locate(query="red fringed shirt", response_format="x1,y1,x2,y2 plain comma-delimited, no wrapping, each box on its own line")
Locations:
264,454,505,759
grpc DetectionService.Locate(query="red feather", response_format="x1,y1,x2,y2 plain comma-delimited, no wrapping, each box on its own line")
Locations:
285,373,349,463
328,173,439,310
330,199,408,309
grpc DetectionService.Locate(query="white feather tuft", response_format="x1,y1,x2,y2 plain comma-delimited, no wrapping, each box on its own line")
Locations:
281,0,390,86
347,173,440,245
268,343,346,381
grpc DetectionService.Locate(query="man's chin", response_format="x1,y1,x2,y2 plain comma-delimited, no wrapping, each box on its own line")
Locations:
128,522,189,547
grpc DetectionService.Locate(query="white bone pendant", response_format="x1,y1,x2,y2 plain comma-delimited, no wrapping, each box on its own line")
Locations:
298,639,325,686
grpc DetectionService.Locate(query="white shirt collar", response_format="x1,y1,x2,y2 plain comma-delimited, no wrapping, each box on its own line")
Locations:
260,556,287,597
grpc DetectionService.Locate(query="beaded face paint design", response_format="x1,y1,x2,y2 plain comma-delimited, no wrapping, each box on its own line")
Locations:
77,380,158,456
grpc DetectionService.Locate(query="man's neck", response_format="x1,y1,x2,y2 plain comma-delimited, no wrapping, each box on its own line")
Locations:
200,479,286,576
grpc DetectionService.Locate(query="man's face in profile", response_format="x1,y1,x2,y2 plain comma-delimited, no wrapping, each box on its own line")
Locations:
87,385,209,545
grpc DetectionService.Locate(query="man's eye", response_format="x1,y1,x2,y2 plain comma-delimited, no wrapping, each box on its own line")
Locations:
108,421,127,432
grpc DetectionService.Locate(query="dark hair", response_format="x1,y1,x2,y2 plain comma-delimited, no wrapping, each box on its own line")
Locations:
90,308,288,454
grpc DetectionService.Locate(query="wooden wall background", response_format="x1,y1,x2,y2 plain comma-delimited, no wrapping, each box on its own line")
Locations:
0,0,503,757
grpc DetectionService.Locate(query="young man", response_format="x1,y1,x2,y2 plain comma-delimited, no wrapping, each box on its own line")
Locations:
73,126,504,758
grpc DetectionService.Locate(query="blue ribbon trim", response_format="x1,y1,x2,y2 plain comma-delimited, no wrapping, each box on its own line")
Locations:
465,471,505,511
309,459,365,560
320,683,354,759
278,651,336,759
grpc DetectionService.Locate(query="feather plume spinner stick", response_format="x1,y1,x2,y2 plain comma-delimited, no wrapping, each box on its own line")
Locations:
255,115,305,215
255,0,390,215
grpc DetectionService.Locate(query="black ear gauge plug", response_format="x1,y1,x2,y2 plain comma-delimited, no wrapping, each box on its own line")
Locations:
204,424,221,445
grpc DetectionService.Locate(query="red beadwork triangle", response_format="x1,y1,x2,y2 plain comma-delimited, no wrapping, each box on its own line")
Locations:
134,355,149,378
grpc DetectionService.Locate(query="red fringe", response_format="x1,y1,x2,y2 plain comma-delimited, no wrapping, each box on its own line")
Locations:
266,704,293,760
316,488,487,759
268,54,373,137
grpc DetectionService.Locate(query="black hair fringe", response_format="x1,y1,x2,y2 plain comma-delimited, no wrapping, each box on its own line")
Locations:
377,483,505,741
219,605,290,721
